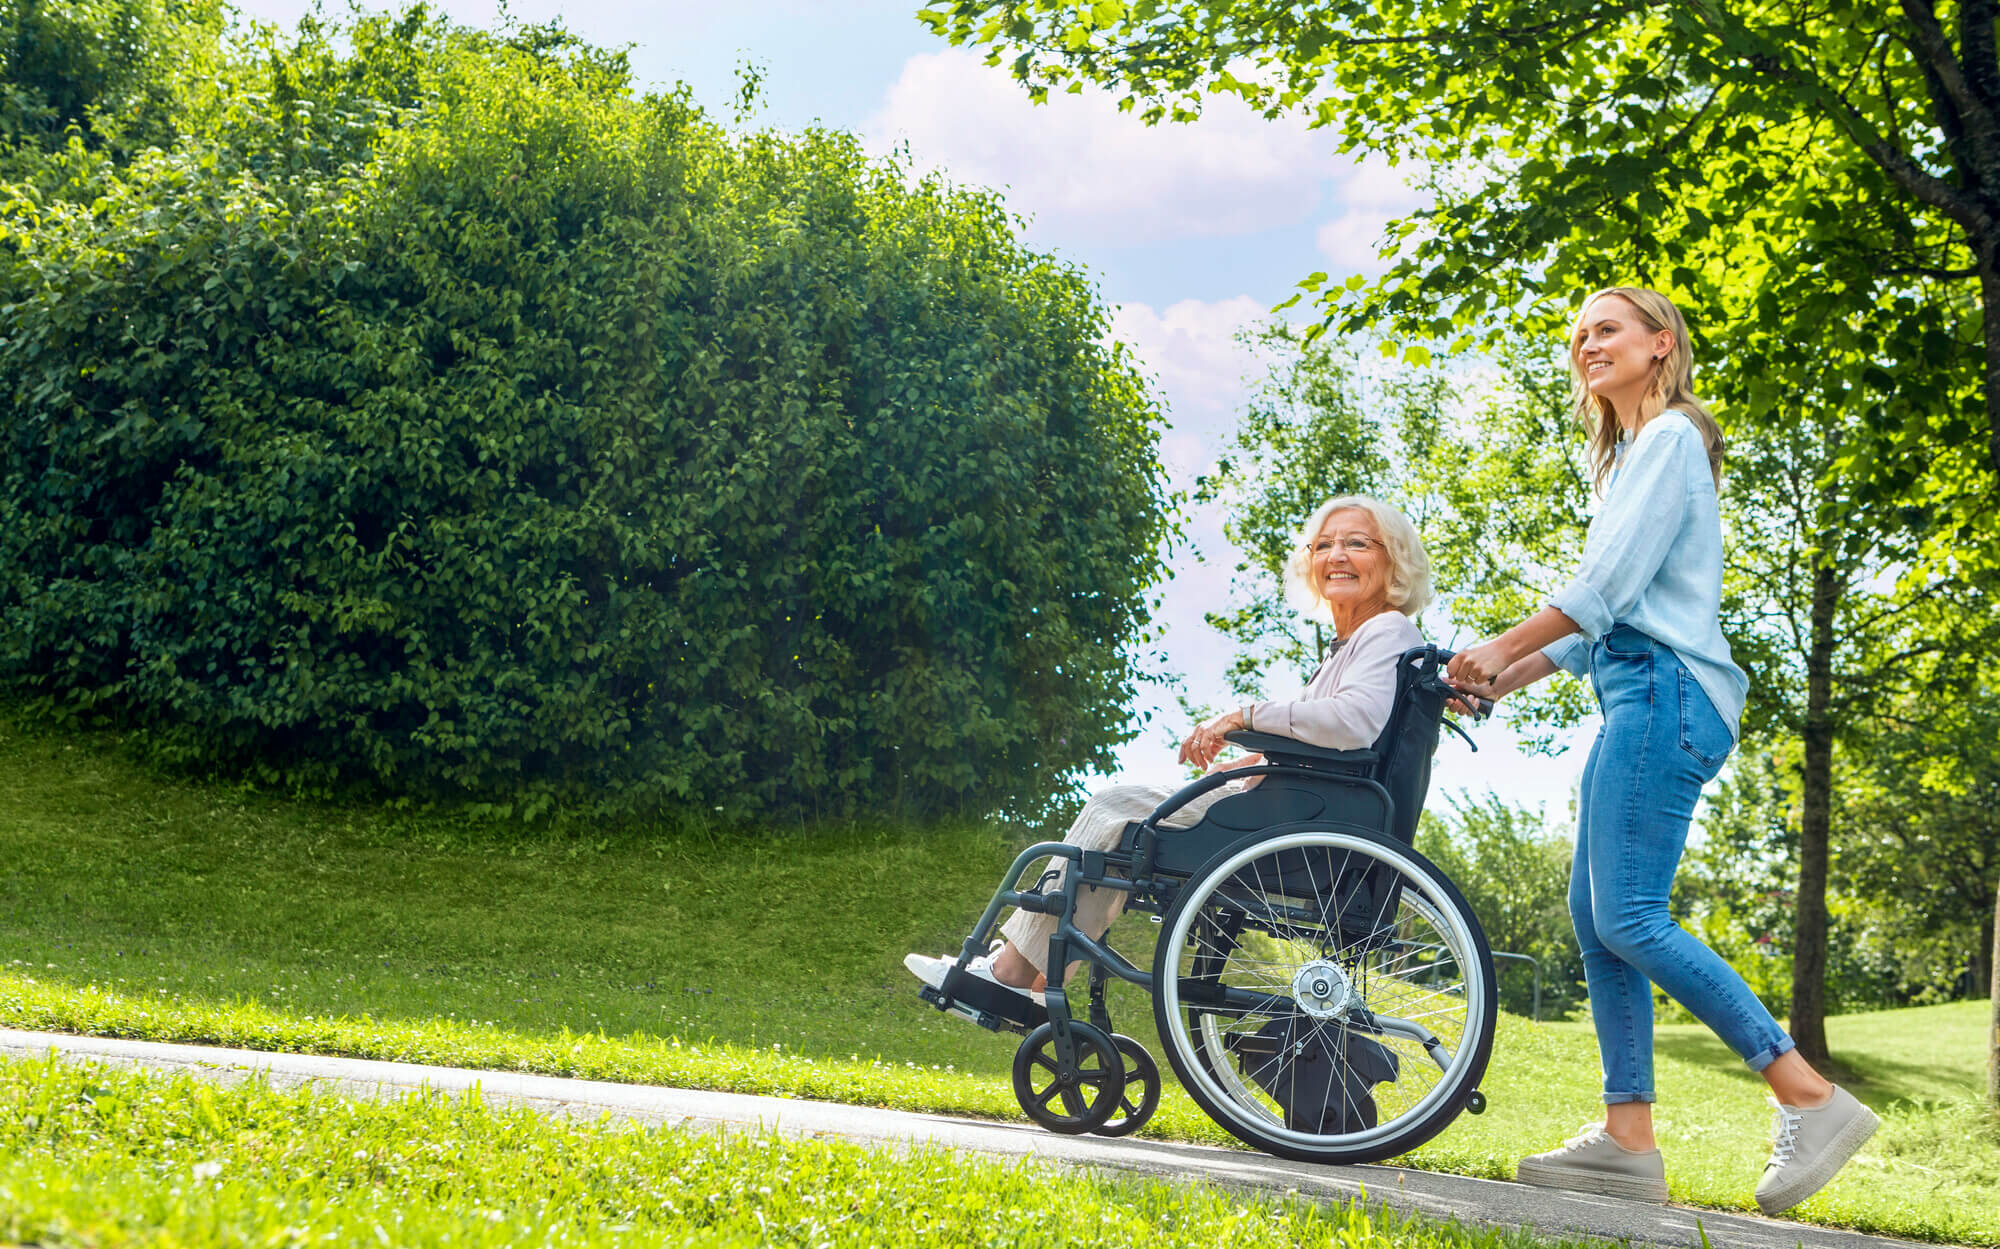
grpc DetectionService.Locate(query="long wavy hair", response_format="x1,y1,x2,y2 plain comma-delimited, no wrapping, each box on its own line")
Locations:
1568,286,1724,491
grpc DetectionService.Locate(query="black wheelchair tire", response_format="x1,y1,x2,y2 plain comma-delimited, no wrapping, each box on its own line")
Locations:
1090,1034,1161,1137
1150,822,1496,1164
1011,1019,1123,1135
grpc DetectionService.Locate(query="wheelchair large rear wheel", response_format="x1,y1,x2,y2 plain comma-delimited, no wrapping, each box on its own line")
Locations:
1151,823,1495,1164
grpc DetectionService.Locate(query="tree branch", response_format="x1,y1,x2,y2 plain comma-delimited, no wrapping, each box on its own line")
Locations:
1901,0,2000,196
1685,0,1994,234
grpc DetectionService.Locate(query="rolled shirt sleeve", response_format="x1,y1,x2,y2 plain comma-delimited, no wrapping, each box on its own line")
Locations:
1540,633,1591,678
1546,415,1696,640
1246,613,1420,750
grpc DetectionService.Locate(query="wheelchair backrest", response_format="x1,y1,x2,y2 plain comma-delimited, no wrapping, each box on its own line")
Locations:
1369,645,1452,847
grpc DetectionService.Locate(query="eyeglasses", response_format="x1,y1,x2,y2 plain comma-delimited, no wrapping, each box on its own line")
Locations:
1307,537,1383,555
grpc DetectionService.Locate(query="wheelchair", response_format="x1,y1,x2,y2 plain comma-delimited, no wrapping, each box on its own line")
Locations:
918,645,1497,1164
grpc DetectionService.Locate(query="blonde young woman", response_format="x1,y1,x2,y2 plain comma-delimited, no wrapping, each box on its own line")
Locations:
907,495,1431,1004
1445,288,1876,1214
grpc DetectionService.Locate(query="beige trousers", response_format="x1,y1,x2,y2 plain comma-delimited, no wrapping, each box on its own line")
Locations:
998,781,1236,977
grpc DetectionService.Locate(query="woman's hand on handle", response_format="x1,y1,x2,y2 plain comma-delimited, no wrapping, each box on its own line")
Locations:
1443,684,1498,718
1448,651,1558,705
1446,606,1582,694
1446,640,1513,688
1178,707,1246,771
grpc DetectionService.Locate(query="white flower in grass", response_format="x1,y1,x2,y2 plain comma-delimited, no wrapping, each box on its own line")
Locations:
192,1160,223,1181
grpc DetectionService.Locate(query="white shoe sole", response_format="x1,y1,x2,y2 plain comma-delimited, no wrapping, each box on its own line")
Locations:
1516,1159,1669,1203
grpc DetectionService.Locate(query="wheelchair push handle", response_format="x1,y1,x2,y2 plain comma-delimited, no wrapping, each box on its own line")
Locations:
1409,646,1494,722
1437,682,1495,722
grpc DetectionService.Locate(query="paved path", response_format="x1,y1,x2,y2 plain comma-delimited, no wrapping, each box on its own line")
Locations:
0,1028,1939,1249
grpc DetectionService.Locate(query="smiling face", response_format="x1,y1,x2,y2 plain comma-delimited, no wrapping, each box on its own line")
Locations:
1573,294,1673,425
1308,507,1392,623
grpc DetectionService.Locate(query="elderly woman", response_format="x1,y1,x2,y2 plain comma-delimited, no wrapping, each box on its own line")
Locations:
906,494,1434,1009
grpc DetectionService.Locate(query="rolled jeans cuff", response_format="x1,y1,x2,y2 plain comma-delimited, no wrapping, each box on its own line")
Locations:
1601,1091,1658,1105
1744,1035,1797,1074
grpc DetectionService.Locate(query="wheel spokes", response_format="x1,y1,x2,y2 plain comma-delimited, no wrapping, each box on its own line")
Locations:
1162,831,1486,1152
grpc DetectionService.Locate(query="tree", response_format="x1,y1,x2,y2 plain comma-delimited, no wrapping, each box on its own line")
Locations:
1991,875,1999,1116
1717,392,1995,1057
0,10,1173,824
0,0,222,168
1835,670,2000,994
1192,324,1392,694
1420,793,1586,1020
1403,340,1599,745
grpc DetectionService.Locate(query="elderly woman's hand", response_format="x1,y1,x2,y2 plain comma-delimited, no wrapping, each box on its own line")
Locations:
1443,682,1499,718
1178,707,1246,771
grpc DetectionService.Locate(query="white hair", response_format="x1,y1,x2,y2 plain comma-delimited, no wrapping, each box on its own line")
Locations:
1281,494,1434,621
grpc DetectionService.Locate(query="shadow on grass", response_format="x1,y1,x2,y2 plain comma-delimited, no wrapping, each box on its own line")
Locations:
1653,1004,1988,1113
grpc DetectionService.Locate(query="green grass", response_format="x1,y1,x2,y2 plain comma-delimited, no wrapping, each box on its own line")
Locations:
4,709,1999,1245
0,1055,1614,1249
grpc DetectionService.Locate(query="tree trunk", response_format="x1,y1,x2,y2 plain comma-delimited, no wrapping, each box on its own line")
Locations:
1983,261,2000,491
1789,557,1841,1066
1989,873,1999,1117
1977,911,1994,1013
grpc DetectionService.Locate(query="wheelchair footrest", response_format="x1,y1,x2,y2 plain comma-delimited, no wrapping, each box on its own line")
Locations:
920,967,1049,1033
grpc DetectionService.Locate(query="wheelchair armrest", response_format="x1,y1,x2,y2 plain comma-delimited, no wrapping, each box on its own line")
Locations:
1225,729,1377,771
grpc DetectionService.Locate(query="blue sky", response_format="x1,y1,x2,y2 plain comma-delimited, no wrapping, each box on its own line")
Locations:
234,0,1595,815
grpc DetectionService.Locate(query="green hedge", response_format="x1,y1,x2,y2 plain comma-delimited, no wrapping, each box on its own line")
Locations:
0,0,221,165
0,14,1170,822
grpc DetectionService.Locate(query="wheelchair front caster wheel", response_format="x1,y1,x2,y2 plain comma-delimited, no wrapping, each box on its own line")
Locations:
1465,1089,1487,1115
1091,1034,1161,1137
1012,1020,1121,1135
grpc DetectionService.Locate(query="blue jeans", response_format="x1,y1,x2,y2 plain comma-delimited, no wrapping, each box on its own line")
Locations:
1572,625,1795,1104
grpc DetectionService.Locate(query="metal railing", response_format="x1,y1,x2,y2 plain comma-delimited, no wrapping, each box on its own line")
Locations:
1492,950,1543,1021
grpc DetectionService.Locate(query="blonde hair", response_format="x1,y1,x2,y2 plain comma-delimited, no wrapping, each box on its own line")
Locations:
1568,286,1724,490
1282,495,1434,622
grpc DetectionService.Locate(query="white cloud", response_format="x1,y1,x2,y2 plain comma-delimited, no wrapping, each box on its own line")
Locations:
1108,295,1273,462
1093,295,1284,781
1315,155,1429,277
865,49,1341,246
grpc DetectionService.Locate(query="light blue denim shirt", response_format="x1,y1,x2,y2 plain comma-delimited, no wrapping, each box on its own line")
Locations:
1540,410,1748,741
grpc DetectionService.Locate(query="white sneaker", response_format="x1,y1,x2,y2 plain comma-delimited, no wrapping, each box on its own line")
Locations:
1516,1123,1669,1203
1754,1085,1879,1215
903,949,1046,1006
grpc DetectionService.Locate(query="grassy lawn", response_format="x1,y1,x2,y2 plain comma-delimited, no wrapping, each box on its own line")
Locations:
0,1055,1612,1249
4,709,1998,1245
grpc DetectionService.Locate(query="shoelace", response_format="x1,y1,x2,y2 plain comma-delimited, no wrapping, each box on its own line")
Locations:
1555,1123,1611,1154
1767,1098,1803,1168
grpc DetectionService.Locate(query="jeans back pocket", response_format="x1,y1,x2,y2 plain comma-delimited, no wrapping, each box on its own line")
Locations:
1677,667,1733,772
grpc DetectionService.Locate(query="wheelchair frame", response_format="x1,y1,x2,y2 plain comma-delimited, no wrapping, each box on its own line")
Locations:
919,644,1499,1161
